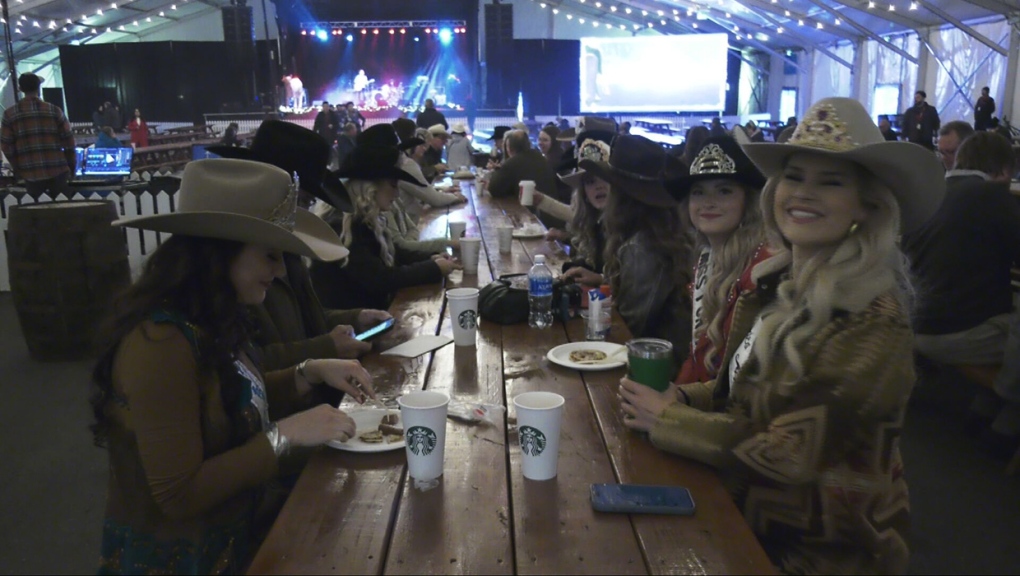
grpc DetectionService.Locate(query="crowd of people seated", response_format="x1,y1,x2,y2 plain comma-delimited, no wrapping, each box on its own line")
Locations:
85,90,1020,576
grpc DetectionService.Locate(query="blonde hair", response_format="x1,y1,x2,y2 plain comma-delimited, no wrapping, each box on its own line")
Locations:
681,179,765,374
751,159,911,397
315,179,395,266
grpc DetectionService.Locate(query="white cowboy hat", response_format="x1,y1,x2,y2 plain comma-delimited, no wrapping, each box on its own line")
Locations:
113,159,348,261
428,124,450,139
450,122,468,134
741,97,945,234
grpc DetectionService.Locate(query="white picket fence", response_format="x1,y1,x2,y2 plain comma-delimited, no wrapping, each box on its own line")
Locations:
1,186,178,292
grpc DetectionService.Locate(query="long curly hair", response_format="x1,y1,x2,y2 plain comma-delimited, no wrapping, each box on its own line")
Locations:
603,187,693,308
751,159,912,398
89,235,253,447
317,179,395,266
680,180,765,373
567,174,604,268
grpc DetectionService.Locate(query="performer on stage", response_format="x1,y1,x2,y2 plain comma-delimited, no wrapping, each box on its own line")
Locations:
282,74,306,109
353,69,373,105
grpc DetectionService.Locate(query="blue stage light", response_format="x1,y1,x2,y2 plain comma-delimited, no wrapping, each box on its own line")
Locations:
316,29,327,41
346,34,353,42
438,28,452,45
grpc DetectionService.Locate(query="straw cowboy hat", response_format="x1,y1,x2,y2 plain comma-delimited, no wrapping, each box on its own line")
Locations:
578,134,680,207
741,97,945,233
557,116,618,142
559,137,612,189
450,122,468,135
113,159,348,261
207,119,353,212
335,124,426,185
666,136,766,201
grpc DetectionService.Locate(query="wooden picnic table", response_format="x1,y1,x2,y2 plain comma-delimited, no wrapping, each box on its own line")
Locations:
633,118,675,135
247,179,775,575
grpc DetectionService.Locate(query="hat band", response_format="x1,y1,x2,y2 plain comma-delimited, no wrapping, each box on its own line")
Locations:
611,164,662,182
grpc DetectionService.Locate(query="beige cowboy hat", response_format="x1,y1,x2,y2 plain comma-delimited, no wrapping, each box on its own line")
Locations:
450,122,468,135
741,97,945,233
428,123,450,139
113,159,348,261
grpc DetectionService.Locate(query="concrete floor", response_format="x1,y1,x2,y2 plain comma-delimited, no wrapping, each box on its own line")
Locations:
0,290,1018,574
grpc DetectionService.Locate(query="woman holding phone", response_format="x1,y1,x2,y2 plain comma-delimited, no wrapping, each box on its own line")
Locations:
620,98,945,574
92,159,377,574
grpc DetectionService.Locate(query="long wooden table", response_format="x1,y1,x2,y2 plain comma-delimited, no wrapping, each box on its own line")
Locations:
247,179,774,575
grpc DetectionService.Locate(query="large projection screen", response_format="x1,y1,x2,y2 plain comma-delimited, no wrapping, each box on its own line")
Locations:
579,34,728,113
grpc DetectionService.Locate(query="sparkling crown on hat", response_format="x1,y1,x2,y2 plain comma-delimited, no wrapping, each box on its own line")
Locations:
268,172,300,231
689,143,736,176
577,139,611,164
788,102,857,152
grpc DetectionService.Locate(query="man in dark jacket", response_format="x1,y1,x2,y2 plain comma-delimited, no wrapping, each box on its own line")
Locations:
902,90,941,150
975,86,996,131
415,99,448,130
312,101,340,144
487,129,561,227
901,131,1020,451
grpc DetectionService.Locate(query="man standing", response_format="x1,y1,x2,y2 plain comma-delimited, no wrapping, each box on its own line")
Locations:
902,90,940,150
343,102,365,132
416,99,448,130
1,73,76,197
313,101,339,145
936,120,975,171
335,122,358,169
975,86,996,131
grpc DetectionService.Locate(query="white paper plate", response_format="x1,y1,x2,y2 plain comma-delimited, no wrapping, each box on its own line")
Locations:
327,408,405,453
546,342,627,371
512,226,546,239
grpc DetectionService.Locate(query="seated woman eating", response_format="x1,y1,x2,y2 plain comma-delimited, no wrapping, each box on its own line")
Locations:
92,159,377,574
310,124,460,311
620,98,946,574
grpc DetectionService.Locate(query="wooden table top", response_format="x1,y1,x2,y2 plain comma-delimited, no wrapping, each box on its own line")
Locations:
247,179,774,575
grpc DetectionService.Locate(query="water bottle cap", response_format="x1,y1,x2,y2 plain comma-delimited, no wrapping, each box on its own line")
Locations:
535,255,546,264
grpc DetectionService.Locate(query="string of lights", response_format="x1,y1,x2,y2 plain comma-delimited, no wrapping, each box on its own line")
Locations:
3,0,188,39
528,0,927,44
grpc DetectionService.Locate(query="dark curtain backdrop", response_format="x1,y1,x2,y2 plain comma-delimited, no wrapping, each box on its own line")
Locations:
492,40,579,116
59,41,276,123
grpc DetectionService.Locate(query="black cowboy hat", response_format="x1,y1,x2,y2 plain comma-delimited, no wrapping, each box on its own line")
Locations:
488,126,512,141
664,136,766,202
578,134,679,207
391,118,425,151
207,119,353,212
334,124,425,185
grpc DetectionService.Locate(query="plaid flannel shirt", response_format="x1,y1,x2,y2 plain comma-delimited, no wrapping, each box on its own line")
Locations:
1,96,75,181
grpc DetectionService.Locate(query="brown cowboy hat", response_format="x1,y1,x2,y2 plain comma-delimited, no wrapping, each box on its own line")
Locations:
207,120,353,212
578,134,677,207
113,159,348,261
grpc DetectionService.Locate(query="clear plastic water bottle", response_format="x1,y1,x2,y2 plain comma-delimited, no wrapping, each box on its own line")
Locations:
528,254,554,329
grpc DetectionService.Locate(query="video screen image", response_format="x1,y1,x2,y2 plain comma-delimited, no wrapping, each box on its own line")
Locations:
579,34,729,113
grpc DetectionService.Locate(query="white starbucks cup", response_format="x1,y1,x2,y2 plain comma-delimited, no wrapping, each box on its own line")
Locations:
513,391,565,481
398,391,451,481
449,221,467,240
460,237,481,275
519,180,536,206
446,287,480,346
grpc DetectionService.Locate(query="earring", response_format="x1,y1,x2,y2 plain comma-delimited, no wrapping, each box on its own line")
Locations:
848,221,860,236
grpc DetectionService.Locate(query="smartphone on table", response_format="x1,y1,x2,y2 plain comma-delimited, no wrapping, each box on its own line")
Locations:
353,318,395,341
590,483,696,515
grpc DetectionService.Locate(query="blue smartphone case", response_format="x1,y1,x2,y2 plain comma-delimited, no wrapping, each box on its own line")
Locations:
590,483,696,515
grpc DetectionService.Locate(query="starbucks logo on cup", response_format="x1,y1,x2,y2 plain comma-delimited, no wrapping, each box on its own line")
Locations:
458,309,477,330
406,426,438,456
519,425,547,456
